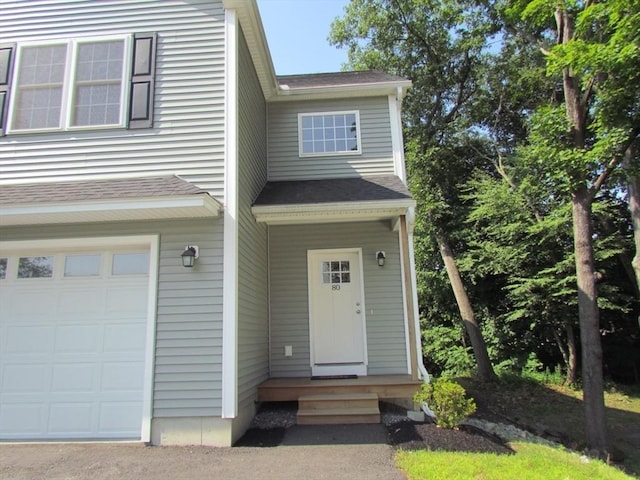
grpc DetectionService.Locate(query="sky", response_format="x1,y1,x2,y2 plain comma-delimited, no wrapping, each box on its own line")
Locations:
256,0,351,75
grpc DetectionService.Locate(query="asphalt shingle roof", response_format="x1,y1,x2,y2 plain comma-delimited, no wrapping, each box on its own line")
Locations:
0,176,208,205
253,175,412,206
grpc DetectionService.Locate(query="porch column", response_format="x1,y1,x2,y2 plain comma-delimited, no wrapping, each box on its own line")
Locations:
400,214,420,380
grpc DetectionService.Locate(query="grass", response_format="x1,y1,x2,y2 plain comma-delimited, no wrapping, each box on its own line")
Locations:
457,377,640,477
396,442,635,480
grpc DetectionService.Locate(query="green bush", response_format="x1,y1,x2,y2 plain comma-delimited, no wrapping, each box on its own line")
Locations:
413,378,476,429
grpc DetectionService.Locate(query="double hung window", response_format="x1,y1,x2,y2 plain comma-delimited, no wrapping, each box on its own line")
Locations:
11,37,128,132
0,33,156,135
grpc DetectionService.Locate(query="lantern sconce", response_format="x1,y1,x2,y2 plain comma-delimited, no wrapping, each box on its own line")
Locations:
376,251,386,267
181,245,199,268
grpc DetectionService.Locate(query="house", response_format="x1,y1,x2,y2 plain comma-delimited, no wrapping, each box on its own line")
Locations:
0,0,427,446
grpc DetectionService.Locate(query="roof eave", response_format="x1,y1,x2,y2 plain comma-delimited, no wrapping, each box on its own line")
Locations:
0,194,223,227
272,80,413,102
251,198,415,225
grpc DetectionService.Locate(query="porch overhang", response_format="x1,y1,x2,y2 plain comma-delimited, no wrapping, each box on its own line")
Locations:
0,176,222,227
252,175,415,226
252,199,414,225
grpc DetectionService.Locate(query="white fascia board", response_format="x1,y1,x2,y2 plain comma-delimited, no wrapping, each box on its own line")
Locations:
0,195,222,226
271,81,413,103
252,199,415,225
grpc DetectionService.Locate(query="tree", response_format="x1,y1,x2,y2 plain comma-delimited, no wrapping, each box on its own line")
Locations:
510,0,640,455
331,0,500,381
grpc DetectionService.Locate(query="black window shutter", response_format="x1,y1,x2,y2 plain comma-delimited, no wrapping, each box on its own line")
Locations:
0,43,16,136
128,33,157,129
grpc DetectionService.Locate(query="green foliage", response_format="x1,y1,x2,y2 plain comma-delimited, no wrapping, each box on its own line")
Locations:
330,0,640,389
422,324,476,376
414,378,477,429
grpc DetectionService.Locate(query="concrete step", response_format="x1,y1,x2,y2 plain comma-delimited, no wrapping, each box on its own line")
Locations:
297,393,380,425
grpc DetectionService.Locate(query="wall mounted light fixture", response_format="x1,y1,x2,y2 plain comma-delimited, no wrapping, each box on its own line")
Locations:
376,251,386,267
181,245,199,268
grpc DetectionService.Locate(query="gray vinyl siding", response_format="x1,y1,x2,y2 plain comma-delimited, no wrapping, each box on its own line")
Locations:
267,97,395,181
269,222,408,377
0,218,225,418
0,0,227,198
236,27,269,407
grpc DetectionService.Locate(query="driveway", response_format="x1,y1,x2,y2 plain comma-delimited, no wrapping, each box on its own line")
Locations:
0,425,406,480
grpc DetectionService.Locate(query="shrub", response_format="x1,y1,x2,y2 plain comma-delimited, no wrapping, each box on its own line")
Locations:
413,378,476,429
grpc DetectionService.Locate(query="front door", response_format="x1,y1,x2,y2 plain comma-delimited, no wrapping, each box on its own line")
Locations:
307,249,367,376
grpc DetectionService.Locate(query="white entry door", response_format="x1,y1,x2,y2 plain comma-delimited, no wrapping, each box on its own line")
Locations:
308,249,367,376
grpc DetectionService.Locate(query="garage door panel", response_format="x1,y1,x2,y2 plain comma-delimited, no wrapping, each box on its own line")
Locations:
55,325,101,353
58,289,105,316
2,364,49,393
48,403,94,435
104,323,146,353
99,402,143,433
5,325,55,354
106,286,148,314
51,363,98,393
102,362,144,391
5,289,58,317
0,404,43,434
0,246,151,440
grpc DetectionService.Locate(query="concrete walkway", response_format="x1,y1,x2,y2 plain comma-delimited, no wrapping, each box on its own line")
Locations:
0,425,406,480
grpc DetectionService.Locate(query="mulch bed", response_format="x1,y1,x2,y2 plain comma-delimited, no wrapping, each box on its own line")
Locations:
386,421,513,455
236,419,512,454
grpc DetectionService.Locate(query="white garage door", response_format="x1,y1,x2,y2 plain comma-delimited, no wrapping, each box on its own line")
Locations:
0,247,151,440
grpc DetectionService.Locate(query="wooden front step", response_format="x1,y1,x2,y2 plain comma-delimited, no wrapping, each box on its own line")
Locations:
297,393,380,425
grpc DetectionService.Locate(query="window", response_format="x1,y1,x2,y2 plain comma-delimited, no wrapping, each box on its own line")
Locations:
10,37,128,132
112,252,149,275
322,260,351,285
17,256,54,278
0,258,6,279
1,33,157,135
299,111,361,156
64,254,101,277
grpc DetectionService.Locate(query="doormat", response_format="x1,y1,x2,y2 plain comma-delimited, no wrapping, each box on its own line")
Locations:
310,375,358,380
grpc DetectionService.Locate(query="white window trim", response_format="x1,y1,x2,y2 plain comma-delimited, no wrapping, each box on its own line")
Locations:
7,34,132,134
298,110,362,157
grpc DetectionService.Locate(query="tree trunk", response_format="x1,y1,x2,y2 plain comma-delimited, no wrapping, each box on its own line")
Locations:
566,321,578,386
435,232,497,382
572,187,608,455
552,322,578,386
624,142,640,299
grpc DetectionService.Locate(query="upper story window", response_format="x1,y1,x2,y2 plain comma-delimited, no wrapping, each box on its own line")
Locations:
298,111,361,157
10,37,129,132
0,33,157,135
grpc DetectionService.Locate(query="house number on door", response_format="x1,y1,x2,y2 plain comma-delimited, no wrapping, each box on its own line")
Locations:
332,284,341,291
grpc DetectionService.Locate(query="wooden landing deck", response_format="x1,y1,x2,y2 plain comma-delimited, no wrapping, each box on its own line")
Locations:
257,374,422,402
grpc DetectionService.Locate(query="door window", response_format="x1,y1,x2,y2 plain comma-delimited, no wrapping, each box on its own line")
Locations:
322,260,351,285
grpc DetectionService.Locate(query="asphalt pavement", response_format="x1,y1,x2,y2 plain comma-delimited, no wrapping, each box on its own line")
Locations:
0,424,406,480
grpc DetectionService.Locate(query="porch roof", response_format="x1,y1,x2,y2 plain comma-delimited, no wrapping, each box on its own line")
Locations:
0,176,222,226
252,175,415,225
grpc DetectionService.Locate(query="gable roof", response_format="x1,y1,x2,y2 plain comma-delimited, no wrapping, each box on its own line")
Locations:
224,0,411,101
0,176,222,226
